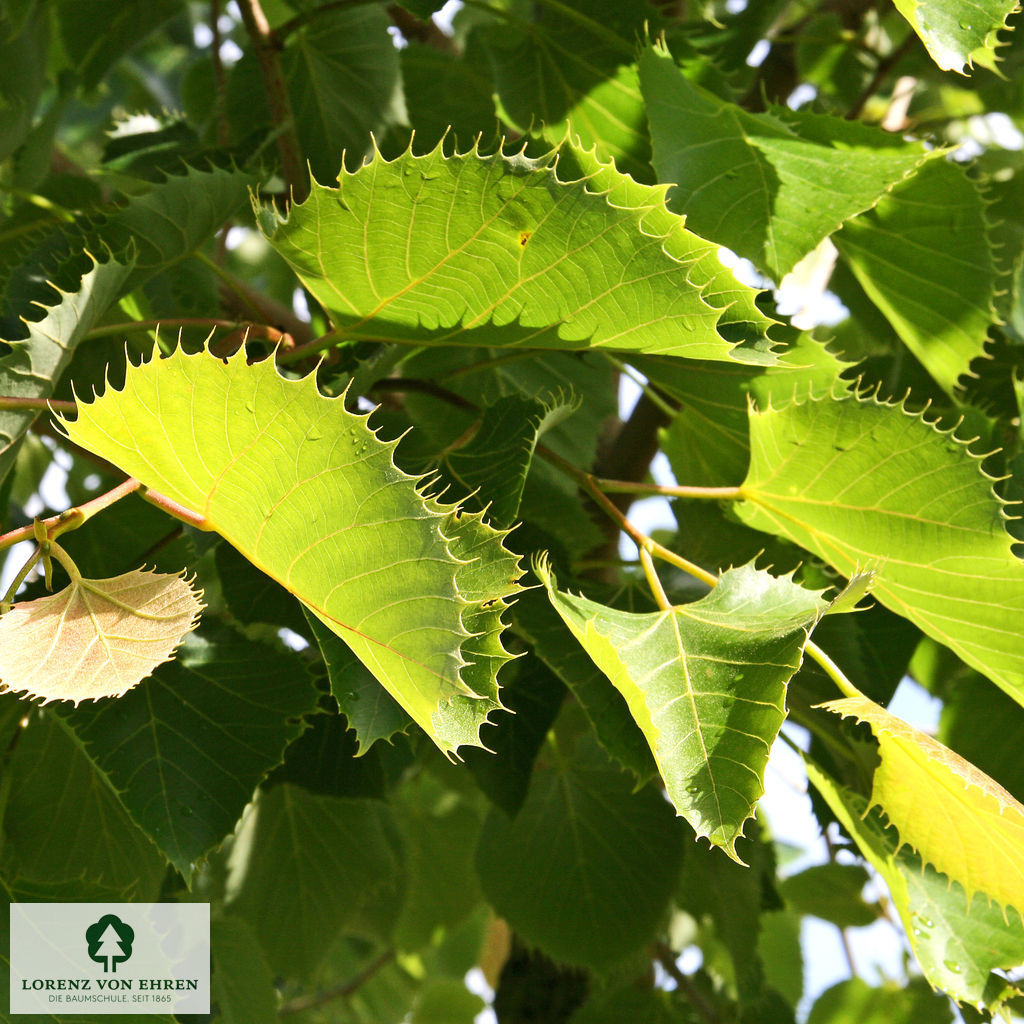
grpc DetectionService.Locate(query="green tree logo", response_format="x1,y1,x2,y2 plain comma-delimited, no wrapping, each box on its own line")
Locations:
85,914,135,973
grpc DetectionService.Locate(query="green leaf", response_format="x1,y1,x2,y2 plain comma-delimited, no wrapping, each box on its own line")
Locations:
939,669,1024,803
535,558,831,858
462,654,566,816
2,164,253,327
210,916,278,1024
891,0,1017,73
393,775,484,952
0,565,202,703
89,164,256,296
0,252,132,485
225,784,402,980
736,392,1024,707
569,986,696,1024
259,138,776,364
57,620,321,874
513,587,656,780
303,608,413,752
0,5,48,163
0,705,167,895
410,978,486,1024
478,0,660,181
402,41,498,152
639,40,933,280
440,392,577,526
60,346,523,755
52,0,183,92
645,331,856,488
677,821,782,1004
805,757,1024,1011
806,978,954,1024
228,6,404,182
778,862,877,927
834,159,997,394
822,694,1024,916
475,741,685,970
757,910,803,1009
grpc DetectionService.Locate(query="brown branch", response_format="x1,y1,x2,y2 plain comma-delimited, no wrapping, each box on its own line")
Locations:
367,377,478,413
210,0,230,149
236,0,308,203
213,271,314,346
845,33,916,121
278,950,395,1017
386,4,457,51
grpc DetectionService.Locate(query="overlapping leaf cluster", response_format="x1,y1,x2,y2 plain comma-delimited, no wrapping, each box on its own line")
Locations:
2,0,1024,1021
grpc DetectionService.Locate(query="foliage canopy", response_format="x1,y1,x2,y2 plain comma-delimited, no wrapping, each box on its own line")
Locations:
2,0,1024,1021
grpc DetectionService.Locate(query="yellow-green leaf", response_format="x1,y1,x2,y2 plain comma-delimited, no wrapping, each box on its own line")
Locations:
0,568,202,703
58,346,523,754
822,695,1024,916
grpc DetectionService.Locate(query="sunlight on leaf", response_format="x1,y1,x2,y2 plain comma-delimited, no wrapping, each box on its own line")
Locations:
822,695,1024,917
640,40,933,280
737,391,1024,707
535,558,834,859
891,0,1017,73
58,346,523,755
259,137,777,364
0,567,201,703
806,757,1024,1010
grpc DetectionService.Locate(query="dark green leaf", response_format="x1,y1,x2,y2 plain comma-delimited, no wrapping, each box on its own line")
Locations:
475,741,685,970
211,916,278,1024
0,253,132,486
806,977,953,1024
640,40,932,279
779,862,877,928
58,619,321,874
303,607,414,752
226,784,403,980
513,588,656,780
1,704,167,895
834,159,997,394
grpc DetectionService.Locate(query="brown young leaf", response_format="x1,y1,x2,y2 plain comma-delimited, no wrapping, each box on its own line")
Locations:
0,568,203,703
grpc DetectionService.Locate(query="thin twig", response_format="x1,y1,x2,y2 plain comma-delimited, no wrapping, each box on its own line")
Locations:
846,33,916,121
654,943,720,1024
0,396,76,414
278,950,396,1017
368,377,478,412
84,318,293,346
591,478,742,501
236,0,308,203
0,478,140,553
210,0,230,149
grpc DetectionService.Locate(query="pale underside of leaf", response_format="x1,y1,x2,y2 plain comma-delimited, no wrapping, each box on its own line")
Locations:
822,695,1024,917
58,346,523,754
536,558,831,859
0,568,202,703
258,137,777,364
736,391,1024,706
